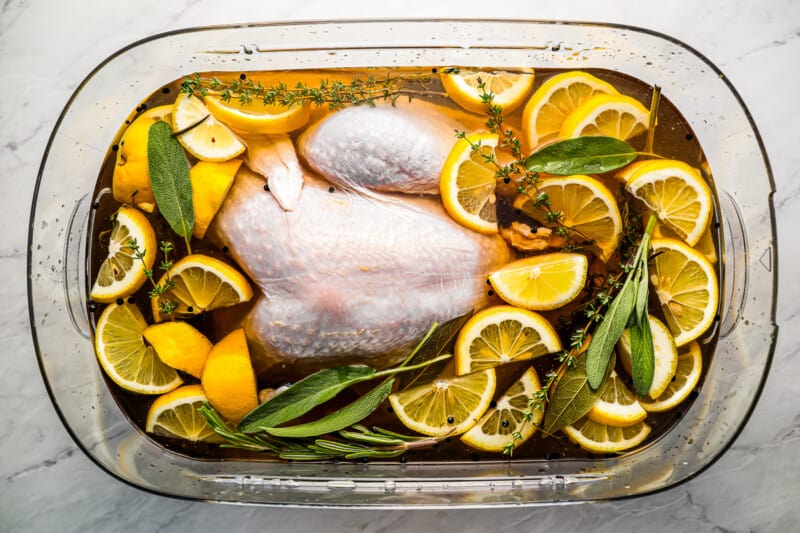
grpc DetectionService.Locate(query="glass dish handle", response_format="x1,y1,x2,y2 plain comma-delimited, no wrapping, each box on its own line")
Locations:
719,191,749,337
63,192,92,338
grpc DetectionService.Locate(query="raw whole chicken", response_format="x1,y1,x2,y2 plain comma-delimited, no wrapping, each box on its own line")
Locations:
211,101,510,373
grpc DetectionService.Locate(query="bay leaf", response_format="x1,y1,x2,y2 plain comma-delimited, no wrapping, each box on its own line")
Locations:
524,136,637,175
542,351,615,434
147,120,194,237
238,365,375,433
586,281,636,389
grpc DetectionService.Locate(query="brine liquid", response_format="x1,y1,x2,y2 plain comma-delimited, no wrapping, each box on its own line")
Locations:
87,67,722,462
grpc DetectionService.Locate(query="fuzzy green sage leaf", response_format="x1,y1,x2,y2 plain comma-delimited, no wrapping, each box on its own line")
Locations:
238,365,376,432
629,316,655,396
264,379,395,438
524,136,637,175
585,280,636,389
147,120,194,239
543,351,615,434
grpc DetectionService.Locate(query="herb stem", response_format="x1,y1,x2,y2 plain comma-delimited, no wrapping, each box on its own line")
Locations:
644,85,661,154
370,353,452,380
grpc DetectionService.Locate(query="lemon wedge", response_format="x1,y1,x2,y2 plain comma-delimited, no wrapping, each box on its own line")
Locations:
143,321,213,379
173,93,245,161
189,159,242,239
201,329,258,423
112,105,173,210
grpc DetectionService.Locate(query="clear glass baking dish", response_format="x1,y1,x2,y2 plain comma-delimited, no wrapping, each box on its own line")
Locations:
28,19,778,507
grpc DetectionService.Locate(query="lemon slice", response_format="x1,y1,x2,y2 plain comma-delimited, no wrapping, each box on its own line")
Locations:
90,206,157,303
112,105,173,210
94,302,182,394
588,371,648,427
389,363,496,437
617,314,679,399
454,306,561,375
190,159,242,239
204,95,311,134
649,239,719,346
640,341,703,412
173,93,245,161
559,93,650,141
143,321,213,379
441,69,535,114
146,384,221,442
488,252,588,311
461,367,543,452
625,159,713,247
440,132,499,234
151,254,253,322
514,175,622,262
563,416,651,454
201,329,258,423
522,71,619,150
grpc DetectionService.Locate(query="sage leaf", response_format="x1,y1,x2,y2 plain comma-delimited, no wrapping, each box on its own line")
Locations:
397,313,472,389
634,261,650,325
586,281,636,389
629,317,656,396
634,232,652,322
147,120,194,237
264,379,395,438
238,365,375,432
543,352,615,434
524,136,637,175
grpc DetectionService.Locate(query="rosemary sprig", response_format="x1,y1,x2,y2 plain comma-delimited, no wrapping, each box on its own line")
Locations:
180,72,436,111
199,404,441,461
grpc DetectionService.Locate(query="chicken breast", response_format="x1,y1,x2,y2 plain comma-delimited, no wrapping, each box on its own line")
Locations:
298,101,467,195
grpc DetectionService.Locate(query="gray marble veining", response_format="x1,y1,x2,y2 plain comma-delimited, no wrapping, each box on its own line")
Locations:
2,0,798,531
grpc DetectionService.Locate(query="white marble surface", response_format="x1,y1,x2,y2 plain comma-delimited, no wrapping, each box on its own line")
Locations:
2,0,798,531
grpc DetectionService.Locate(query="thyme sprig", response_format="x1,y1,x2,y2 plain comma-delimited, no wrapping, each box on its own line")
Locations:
180,72,436,111
200,404,442,461
126,238,177,316
455,78,594,251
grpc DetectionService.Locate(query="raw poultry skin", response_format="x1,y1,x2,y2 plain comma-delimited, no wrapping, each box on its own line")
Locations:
211,103,511,373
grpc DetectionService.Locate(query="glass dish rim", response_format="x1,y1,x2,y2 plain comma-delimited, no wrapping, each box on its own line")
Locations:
27,17,779,507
